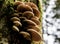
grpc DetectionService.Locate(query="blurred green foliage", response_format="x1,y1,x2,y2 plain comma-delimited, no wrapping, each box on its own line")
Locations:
53,0,60,18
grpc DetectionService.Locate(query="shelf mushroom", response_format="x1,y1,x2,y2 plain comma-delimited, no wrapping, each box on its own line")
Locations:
25,2,38,9
17,4,33,12
27,29,41,41
10,17,20,21
13,21,22,27
20,31,31,40
12,25,19,32
23,11,34,19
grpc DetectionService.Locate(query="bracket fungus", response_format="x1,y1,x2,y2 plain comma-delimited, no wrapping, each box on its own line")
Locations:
23,11,34,19
17,4,33,12
6,1,42,44
12,25,19,32
13,21,22,27
27,29,41,41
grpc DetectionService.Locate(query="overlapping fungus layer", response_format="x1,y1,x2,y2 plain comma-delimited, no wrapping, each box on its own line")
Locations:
8,1,41,44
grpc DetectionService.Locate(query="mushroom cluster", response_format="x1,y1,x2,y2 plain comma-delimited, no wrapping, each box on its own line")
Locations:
8,1,41,44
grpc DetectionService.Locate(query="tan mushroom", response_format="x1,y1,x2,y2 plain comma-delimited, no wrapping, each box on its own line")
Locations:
12,25,19,32
33,8,40,18
23,11,34,19
13,21,22,27
26,26,40,32
18,12,23,17
11,13,19,17
19,17,27,21
25,2,38,9
14,1,24,6
23,20,37,26
27,29,41,41
17,4,33,12
10,17,20,21
32,16,39,20
20,31,31,40
14,1,24,9
31,18,40,25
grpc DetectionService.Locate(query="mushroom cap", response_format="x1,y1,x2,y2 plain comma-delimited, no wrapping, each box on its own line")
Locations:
33,8,40,18
26,26,40,32
17,4,33,12
23,20,36,26
19,17,27,20
27,29,41,41
31,18,40,25
12,25,19,32
25,2,38,9
11,13,19,17
20,31,31,40
19,17,27,23
10,17,20,21
23,11,34,19
18,13,23,17
14,1,24,6
14,1,24,9
13,21,22,27
32,16,39,20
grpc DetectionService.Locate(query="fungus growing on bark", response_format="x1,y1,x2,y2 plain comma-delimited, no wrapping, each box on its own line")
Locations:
27,29,41,41
17,4,33,12
23,11,34,19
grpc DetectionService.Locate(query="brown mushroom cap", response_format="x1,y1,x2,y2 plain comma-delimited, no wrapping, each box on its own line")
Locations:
19,17,27,22
32,16,39,20
25,2,38,9
17,4,33,12
18,13,23,17
23,20,36,26
10,17,20,21
11,13,19,17
14,1,24,6
26,26,40,32
13,21,22,27
20,31,31,40
23,11,34,19
14,1,24,10
31,18,40,25
27,29,41,41
12,25,19,32
33,8,40,18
